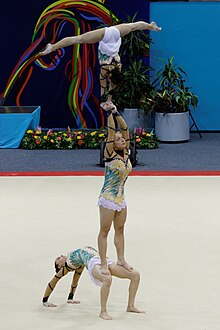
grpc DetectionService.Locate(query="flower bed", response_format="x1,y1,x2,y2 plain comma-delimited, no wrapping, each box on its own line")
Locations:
20,127,159,150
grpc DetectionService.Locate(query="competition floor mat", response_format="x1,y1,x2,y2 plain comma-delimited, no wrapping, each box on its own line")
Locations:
0,176,219,330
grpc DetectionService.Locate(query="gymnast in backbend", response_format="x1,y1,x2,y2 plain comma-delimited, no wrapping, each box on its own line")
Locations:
42,245,143,320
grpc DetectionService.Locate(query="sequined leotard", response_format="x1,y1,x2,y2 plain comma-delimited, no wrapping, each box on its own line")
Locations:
98,155,132,211
42,246,113,303
66,246,100,269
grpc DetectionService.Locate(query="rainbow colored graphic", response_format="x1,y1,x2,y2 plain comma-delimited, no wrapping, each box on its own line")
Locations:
0,0,119,128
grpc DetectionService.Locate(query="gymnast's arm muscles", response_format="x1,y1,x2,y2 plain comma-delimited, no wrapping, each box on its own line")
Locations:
115,114,130,149
67,266,85,300
42,266,69,303
104,113,115,159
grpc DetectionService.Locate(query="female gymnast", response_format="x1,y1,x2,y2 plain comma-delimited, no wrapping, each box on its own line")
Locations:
42,246,143,320
96,101,133,275
40,21,161,103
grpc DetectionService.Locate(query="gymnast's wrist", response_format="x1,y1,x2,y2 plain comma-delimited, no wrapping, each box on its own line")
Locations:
68,293,74,300
113,110,120,116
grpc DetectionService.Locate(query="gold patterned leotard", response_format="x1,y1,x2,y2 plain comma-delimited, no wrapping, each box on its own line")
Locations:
98,155,132,211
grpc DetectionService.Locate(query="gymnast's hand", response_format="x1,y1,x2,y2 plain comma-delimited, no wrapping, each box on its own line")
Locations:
43,302,57,307
150,21,162,32
40,43,53,56
67,299,81,304
100,101,117,112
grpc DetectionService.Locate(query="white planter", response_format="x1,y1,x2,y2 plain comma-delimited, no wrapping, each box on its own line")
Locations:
155,111,190,142
120,108,153,130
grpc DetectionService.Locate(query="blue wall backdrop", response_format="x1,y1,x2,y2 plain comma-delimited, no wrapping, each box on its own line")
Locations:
0,0,149,129
150,1,220,131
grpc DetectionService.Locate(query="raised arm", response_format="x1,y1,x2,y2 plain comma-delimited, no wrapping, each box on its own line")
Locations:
114,111,130,150
42,265,69,307
100,101,118,159
67,266,85,303
103,109,116,160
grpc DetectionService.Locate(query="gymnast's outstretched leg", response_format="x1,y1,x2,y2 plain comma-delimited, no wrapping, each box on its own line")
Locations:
115,21,161,37
40,28,106,55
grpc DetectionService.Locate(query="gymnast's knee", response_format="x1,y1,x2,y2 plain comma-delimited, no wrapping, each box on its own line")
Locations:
102,275,112,287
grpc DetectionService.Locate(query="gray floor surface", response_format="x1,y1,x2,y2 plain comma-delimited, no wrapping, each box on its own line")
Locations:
0,133,220,172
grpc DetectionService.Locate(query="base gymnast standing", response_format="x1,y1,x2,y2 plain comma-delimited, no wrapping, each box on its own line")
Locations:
97,102,133,275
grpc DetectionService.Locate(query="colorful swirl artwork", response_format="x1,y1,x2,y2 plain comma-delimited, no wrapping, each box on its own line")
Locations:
0,0,119,128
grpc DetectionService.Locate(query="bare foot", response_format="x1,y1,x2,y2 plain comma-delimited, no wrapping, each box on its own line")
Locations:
117,260,133,271
150,21,162,32
99,311,112,320
43,302,57,307
67,300,80,304
127,306,145,313
40,43,53,56
100,265,110,275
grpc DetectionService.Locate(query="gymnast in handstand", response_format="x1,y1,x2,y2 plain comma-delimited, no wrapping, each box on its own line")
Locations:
40,20,161,103
42,246,143,320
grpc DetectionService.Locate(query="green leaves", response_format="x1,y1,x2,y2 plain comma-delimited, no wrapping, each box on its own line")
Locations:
110,12,152,110
120,12,151,66
111,60,152,109
145,57,198,113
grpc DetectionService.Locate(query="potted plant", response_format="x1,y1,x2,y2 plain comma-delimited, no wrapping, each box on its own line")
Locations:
144,56,198,142
109,13,153,129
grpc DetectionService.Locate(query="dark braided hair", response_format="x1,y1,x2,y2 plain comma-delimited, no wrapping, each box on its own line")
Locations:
109,66,123,85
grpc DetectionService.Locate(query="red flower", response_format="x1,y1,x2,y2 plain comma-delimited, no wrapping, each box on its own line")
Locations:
78,139,84,146
35,139,41,145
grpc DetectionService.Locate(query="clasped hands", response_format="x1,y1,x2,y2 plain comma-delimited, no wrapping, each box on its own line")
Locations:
100,100,117,114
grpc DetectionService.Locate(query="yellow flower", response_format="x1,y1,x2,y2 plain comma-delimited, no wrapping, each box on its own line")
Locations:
63,133,67,137
34,135,38,139
50,139,54,143
27,130,33,134
99,133,104,137
91,131,97,136
67,137,72,142
77,131,82,134
35,130,41,135
43,136,48,140
77,135,81,139
146,133,151,137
